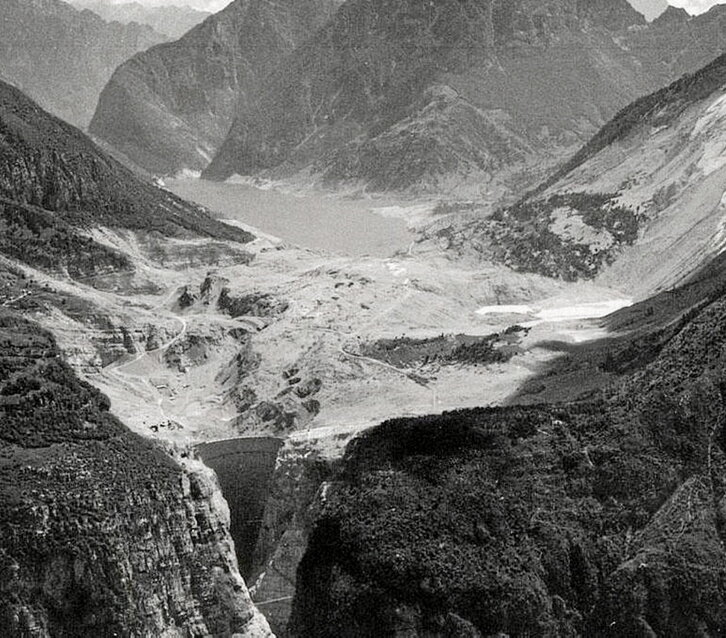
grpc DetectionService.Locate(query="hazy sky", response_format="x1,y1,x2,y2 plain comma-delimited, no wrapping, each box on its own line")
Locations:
669,0,726,12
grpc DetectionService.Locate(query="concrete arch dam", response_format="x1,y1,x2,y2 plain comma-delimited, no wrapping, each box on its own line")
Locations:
196,437,283,578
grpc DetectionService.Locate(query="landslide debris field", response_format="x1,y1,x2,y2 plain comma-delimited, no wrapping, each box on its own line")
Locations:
0,180,639,455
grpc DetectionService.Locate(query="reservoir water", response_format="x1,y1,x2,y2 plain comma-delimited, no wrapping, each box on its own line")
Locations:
167,178,414,257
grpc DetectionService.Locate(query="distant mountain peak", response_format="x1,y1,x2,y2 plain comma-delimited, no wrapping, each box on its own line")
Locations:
653,4,690,25
581,0,648,29
90,0,342,175
0,0,166,127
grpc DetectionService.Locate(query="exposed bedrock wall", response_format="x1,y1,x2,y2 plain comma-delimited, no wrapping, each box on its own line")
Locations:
196,437,284,578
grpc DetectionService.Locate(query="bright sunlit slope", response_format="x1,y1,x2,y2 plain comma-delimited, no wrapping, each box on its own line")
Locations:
446,52,726,298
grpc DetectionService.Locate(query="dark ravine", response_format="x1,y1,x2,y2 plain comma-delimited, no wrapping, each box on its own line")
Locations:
249,439,336,636
196,437,284,579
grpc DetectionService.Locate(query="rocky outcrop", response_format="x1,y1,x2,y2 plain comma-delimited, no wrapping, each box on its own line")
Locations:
249,439,334,636
89,0,343,176
0,315,272,637
0,0,165,128
203,0,726,196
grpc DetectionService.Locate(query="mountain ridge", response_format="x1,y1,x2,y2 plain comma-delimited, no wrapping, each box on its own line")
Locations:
68,0,211,38
200,0,726,197
0,0,167,128
89,0,343,176
0,79,251,242
440,49,726,297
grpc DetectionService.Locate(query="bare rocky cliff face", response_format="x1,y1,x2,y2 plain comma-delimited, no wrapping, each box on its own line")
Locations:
89,0,343,176
248,439,334,636
0,0,166,129
0,315,273,637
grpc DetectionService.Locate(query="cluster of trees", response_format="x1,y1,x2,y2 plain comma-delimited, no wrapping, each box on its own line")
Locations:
360,332,518,369
0,315,118,446
0,198,132,279
486,192,640,281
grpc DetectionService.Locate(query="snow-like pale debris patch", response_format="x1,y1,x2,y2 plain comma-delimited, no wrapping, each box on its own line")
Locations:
691,92,726,176
476,299,632,323
710,190,726,254
196,146,213,163
534,299,632,322
476,304,535,316
371,203,435,227
386,261,407,277
691,91,726,139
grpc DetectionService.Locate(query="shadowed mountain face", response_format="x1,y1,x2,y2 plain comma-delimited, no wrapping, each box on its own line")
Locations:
0,0,166,129
290,234,726,638
89,0,343,176
0,79,251,242
201,0,726,195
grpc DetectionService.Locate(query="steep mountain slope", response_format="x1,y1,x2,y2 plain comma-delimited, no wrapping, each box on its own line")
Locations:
0,78,271,636
452,50,726,296
0,0,166,129
290,242,726,637
89,0,343,176
0,311,272,637
0,79,251,242
69,0,210,38
203,0,726,196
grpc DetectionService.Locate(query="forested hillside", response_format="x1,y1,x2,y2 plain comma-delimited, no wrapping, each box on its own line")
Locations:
0,79,251,242
292,254,726,636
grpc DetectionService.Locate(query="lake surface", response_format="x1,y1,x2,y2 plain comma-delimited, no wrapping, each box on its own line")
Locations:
167,178,414,257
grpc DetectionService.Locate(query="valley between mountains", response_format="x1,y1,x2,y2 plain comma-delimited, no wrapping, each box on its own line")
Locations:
9,0,726,636
2,163,637,636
